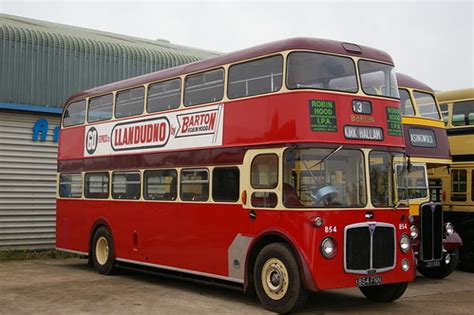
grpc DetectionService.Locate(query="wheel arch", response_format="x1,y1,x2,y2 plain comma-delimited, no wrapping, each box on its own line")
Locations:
88,218,114,256
244,230,318,293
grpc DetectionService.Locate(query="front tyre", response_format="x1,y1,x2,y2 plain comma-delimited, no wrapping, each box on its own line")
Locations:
254,243,308,313
417,248,459,279
359,282,408,302
92,226,117,275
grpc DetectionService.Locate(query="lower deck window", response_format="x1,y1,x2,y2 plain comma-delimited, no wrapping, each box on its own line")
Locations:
59,174,82,198
451,169,467,201
85,172,109,199
212,167,239,202
144,170,177,200
112,172,141,200
180,169,209,201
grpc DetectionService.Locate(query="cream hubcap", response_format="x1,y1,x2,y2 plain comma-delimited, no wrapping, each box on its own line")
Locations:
261,258,289,300
95,236,109,265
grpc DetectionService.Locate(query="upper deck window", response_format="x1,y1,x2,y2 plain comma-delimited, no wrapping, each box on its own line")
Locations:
147,79,181,113
452,100,474,126
228,55,283,99
413,91,440,120
439,103,449,125
63,100,86,127
115,87,145,118
399,89,415,116
88,94,113,122
184,69,224,106
287,52,357,93
359,60,399,99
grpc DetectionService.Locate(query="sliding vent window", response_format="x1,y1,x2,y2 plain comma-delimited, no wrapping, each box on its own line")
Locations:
88,94,113,122
287,52,357,92
148,79,181,113
180,169,209,201
144,170,177,201
228,55,283,99
115,87,145,118
63,100,86,127
59,174,82,198
184,69,224,106
112,172,141,200
84,172,109,199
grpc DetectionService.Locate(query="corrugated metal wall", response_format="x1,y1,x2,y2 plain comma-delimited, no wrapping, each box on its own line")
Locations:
0,14,219,109
0,111,59,250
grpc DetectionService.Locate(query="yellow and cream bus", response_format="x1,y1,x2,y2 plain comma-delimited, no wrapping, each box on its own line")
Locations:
434,88,474,272
396,73,462,278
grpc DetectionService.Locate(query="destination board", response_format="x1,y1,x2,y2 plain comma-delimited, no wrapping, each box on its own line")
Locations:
386,107,402,136
309,100,337,132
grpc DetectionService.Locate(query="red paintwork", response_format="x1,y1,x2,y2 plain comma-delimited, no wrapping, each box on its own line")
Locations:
56,199,414,290
57,83,414,289
58,91,404,161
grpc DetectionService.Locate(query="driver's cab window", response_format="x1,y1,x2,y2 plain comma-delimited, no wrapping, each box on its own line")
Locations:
283,148,366,208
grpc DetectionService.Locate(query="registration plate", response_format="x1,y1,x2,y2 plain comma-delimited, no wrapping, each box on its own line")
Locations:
356,275,383,287
425,260,441,268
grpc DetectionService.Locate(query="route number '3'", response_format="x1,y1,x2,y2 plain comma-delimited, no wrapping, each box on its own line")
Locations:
325,226,337,233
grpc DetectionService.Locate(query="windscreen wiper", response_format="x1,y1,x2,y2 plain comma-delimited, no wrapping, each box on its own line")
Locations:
301,145,343,185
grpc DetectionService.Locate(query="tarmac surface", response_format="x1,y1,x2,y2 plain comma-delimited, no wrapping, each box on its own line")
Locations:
1,258,474,314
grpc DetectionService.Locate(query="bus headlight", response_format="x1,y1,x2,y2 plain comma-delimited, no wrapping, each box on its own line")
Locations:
445,222,454,235
400,234,410,253
320,237,336,259
408,215,415,224
410,225,419,239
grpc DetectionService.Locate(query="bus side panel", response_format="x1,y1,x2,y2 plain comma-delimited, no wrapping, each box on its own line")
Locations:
58,127,84,160
56,199,90,253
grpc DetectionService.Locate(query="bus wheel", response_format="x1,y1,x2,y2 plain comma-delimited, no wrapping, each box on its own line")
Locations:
359,282,408,302
460,231,474,272
254,243,308,313
418,248,459,279
92,226,117,275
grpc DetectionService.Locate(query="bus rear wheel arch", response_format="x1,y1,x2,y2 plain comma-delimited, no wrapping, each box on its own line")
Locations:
91,226,117,275
253,242,309,313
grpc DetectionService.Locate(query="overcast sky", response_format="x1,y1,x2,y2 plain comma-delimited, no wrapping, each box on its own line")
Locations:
1,0,473,91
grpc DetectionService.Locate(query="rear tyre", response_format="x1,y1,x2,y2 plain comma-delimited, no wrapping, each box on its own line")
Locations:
359,282,408,302
460,230,474,272
91,226,117,275
417,248,459,279
254,243,308,313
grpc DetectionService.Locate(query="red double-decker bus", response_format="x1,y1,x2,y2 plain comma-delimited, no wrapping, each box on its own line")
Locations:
56,38,414,313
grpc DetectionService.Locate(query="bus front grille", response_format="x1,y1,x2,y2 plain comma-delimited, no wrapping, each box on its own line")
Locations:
345,223,395,274
420,203,443,261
